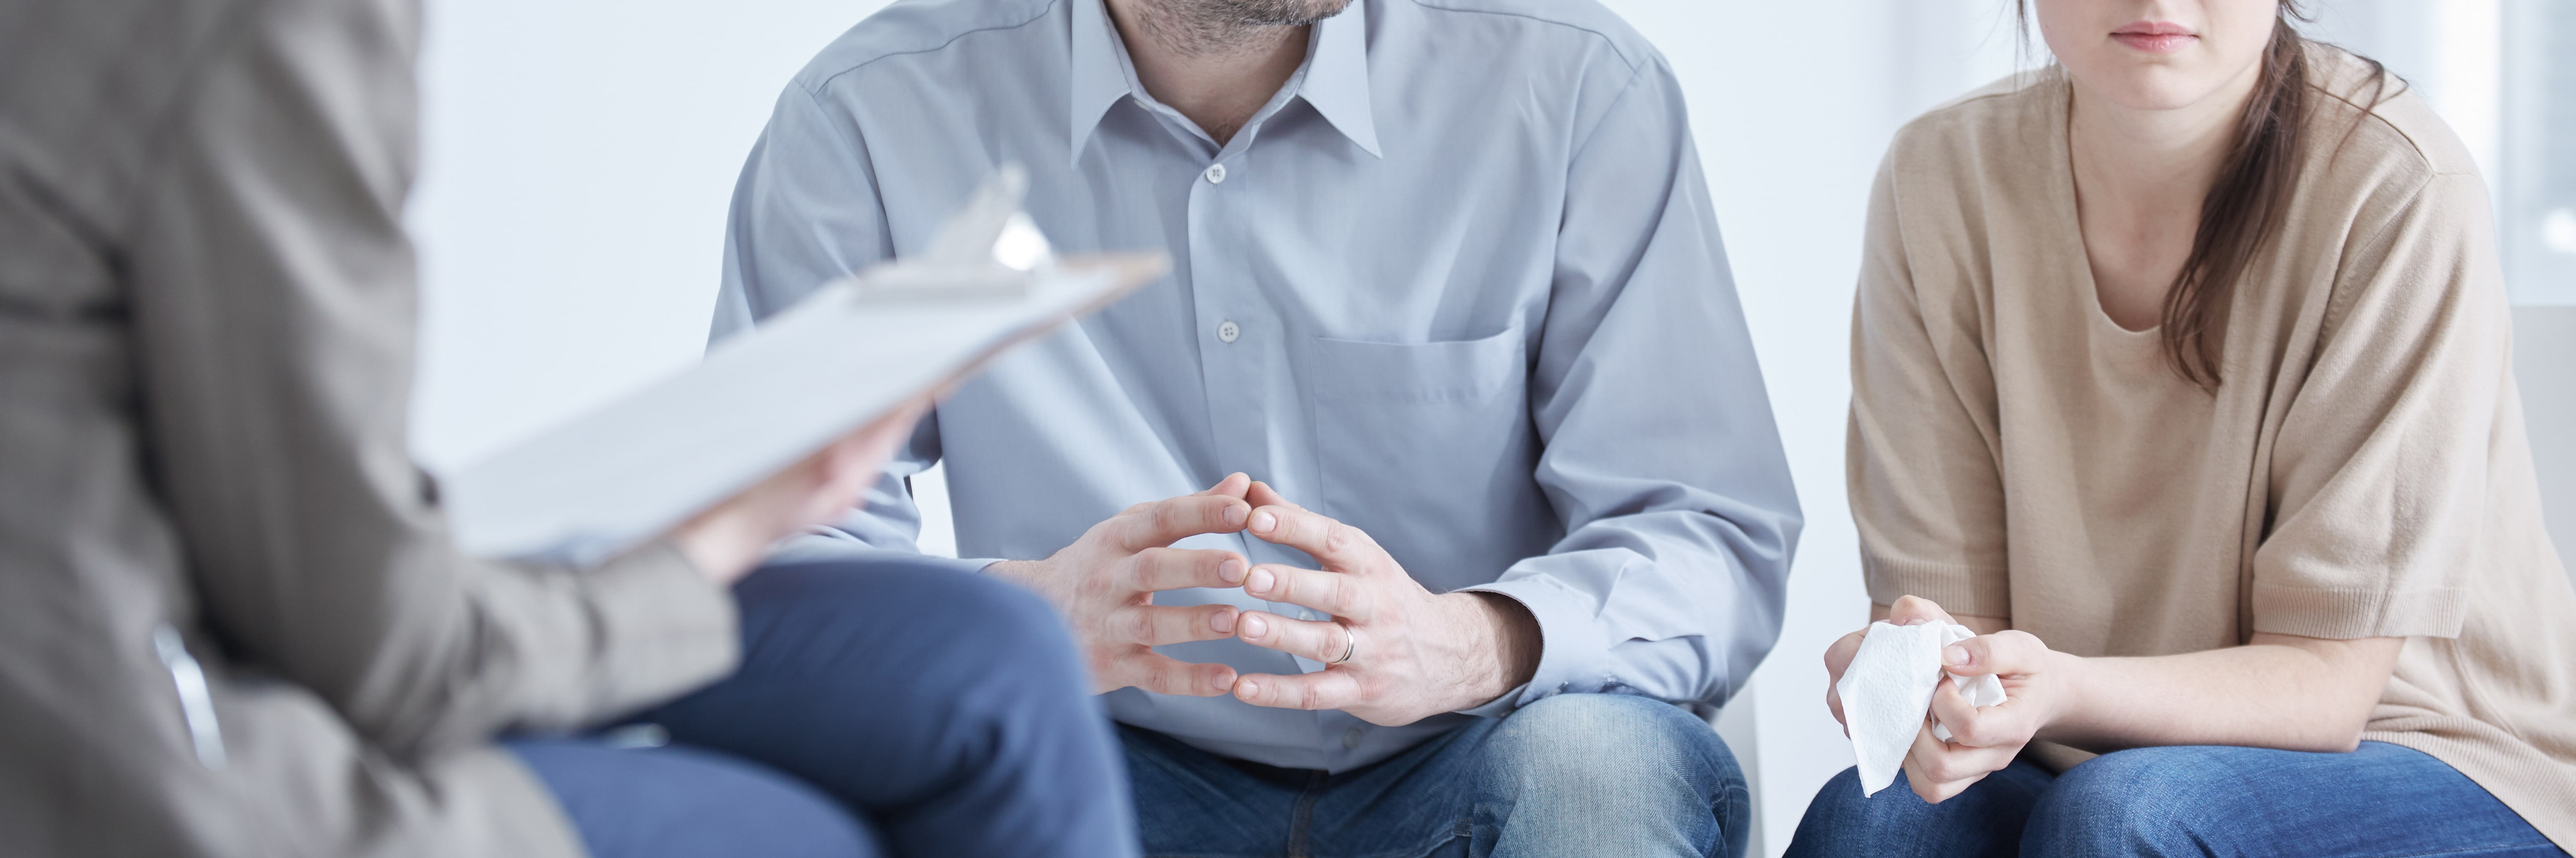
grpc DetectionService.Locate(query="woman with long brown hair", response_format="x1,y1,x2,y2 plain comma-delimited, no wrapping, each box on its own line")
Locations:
1787,0,2576,854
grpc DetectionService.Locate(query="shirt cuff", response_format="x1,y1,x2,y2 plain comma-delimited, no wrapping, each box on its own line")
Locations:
1457,577,1611,714
764,532,994,575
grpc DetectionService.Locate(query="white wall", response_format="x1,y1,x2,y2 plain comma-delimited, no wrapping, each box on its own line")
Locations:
410,3,2563,856
2518,308,2576,579
2307,0,2503,177
1591,2,2017,850
409,0,897,472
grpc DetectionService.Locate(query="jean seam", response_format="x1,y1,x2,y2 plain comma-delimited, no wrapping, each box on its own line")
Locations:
2029,746,2559,858
1286,770,1326,858
2346,844,2568,858
2203,743,2555,858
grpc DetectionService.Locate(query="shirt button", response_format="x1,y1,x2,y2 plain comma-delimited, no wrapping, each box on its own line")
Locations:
1342,727,1364,749
1204,163,1227,184
1216,320,1240,343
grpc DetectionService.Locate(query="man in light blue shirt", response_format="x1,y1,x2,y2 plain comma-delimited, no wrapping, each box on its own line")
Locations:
714,0,1799,854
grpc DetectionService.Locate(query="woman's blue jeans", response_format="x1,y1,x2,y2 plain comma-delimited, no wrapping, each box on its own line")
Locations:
1785,741,2564,858
505,559,1140,858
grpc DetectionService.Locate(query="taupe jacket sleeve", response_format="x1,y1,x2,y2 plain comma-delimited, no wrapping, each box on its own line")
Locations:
126,0,737,759
1846,153,2013,617
2251,170,2501,640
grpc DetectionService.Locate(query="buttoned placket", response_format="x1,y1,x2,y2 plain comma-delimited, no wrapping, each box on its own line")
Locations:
1181,143,1268,496
1106,24,1372,766
1097,14,1324,593
1176,116,1376,769
1183,143,1333,618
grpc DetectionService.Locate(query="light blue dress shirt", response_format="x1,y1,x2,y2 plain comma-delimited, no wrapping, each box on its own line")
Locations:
712,0,1801,772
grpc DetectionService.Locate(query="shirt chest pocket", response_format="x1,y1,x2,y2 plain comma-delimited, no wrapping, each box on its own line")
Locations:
1297,329,1549,584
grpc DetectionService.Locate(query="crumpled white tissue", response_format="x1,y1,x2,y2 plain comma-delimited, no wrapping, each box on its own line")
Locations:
1835,621,2008,797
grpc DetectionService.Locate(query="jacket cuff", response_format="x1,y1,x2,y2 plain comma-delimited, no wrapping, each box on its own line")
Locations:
1457,577,1611,714
576,539,741,719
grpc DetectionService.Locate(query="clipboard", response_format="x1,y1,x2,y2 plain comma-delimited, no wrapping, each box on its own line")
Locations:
445,166,1167,566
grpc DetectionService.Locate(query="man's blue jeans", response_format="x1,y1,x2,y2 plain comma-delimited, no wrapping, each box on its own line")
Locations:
1785,741,2565,858
506,559,1141,858
1124,693,1750,858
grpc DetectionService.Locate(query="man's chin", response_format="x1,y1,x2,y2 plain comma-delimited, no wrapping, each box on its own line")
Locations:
1225,0,1356,27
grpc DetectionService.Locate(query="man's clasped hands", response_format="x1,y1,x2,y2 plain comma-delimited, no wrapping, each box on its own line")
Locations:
987,473,1541,727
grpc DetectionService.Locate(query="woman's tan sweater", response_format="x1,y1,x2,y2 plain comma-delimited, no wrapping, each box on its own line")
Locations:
1848,51,2576,850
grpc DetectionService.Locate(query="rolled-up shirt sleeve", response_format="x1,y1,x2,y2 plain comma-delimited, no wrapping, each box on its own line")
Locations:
1460,58,1801,712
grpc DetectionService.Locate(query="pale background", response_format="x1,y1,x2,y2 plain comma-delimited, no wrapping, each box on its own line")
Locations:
407,1,2576,854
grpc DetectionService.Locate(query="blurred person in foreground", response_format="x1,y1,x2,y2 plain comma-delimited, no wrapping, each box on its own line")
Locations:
0,0,1136,856
1790,0,2576,855
712,0,1801,855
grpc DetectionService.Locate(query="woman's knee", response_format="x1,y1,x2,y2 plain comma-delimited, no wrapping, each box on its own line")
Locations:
1785,768,1946,858
510,739,881,858
2024,747,2230,857
734,558,1085,690
1784,763,2053,858
893,564,1088,691
696,559,1106,788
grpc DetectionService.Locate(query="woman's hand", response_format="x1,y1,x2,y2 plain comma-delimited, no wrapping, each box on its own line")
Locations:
1823,595,1963,731
1820,595,2064,804
667,397,932,584
1902,624,2076,803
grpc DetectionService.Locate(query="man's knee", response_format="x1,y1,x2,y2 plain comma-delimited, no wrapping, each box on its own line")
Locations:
1488,694,1743,811
1493,695,1735,774
1474,695,1745,856
2024,747,2230,857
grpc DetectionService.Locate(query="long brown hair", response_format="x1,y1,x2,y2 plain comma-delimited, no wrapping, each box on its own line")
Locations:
2020,2,2390,388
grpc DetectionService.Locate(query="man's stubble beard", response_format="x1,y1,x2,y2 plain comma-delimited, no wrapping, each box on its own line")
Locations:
1198,0,1350,26
1130,0,1355,56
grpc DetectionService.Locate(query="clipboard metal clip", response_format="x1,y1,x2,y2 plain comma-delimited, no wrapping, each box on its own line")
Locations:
854,164,1052,305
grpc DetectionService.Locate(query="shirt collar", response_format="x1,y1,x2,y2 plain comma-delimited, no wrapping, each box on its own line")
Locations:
1067,0,1131,164
1067,0,1380,165
1297,1,1379,157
